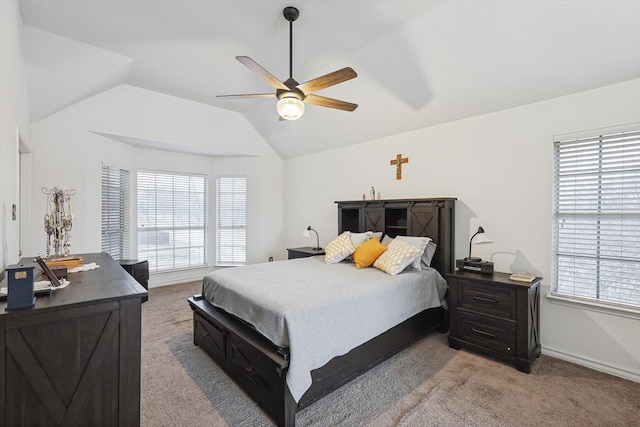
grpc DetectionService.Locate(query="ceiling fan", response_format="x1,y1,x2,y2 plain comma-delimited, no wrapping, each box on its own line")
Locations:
217,6,358,121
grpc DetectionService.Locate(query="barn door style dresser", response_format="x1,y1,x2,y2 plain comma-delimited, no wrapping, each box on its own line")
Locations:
0,252,148,426
447,270,541,373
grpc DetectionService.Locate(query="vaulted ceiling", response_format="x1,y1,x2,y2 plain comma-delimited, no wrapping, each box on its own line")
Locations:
18,0,640,159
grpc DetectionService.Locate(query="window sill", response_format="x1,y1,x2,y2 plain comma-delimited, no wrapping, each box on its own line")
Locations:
546,292,640,320
152,265,210,275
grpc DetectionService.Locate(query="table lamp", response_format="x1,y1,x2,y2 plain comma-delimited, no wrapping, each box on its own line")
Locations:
465,226,493,262
301,226,321,250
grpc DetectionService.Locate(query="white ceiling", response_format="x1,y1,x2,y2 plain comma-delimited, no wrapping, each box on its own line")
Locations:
18,0,640,159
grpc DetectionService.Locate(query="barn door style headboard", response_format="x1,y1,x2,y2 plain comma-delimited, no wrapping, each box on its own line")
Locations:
335,198,456,275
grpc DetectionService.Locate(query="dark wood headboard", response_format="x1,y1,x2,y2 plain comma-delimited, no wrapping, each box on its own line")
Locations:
335,198,456,275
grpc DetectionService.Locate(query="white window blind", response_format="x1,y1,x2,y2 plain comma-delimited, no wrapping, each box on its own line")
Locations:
216,176,246,265
553,128,640,308
137,170,208,272
101,165,129,261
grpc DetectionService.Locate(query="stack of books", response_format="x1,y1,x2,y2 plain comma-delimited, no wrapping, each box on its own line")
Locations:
45,256,83,270
509,272,536,282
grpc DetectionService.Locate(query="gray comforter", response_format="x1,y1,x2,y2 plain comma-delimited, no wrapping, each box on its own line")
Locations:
202,256,447,402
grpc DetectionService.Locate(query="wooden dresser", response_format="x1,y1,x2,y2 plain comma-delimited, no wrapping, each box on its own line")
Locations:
0,253,148,426
447,270,541,373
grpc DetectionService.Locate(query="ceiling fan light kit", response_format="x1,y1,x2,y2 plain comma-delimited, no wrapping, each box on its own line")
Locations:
277,97,305,120
217,6,358,121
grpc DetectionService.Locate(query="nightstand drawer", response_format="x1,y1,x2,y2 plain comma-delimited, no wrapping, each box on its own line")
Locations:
457,311,516,355
458,280,516,320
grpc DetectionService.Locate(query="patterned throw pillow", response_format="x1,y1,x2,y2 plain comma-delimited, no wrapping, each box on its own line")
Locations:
352,238,388,269
396,236,431,271
324,231,356,264
373,238,423,275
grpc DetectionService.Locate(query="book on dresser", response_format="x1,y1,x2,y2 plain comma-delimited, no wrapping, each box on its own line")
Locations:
509,272,536,282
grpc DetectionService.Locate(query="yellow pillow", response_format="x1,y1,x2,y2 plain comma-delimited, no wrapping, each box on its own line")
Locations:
352,238,388,269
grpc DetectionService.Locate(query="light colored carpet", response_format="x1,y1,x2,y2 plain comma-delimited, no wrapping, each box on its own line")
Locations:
141,281,640,426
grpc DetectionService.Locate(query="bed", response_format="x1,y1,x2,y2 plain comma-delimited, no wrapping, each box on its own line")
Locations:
188,198,455,426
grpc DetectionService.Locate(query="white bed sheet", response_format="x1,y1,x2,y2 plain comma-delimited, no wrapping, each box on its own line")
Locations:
202,256,448,403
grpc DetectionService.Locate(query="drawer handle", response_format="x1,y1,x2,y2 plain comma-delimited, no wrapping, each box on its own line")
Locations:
472,327,498,338
473,295,497,303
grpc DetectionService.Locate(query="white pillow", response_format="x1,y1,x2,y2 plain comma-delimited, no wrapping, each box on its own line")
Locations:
381,234,394,246
396,236,431,271
325,232,355,264
373,238,423,276
367,231,383,241
350,232,371,248
422,240,437,267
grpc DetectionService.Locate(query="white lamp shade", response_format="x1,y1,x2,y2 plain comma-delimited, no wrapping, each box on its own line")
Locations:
277,97,305,120
474,233,493,244
301,229,311,237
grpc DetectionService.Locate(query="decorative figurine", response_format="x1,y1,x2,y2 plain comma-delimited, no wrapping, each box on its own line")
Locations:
370,186,376,200
43,186,75,257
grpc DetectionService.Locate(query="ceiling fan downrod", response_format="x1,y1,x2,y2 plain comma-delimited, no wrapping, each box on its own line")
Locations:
283,6,299,81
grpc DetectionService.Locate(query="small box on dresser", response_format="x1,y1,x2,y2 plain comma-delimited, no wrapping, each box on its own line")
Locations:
447,270,541,373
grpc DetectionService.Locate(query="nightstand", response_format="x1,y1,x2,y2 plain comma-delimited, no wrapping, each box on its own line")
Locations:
447,270,541,373
120,259,149,302
287,247,325,259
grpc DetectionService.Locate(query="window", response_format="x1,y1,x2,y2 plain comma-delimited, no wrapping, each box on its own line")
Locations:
216,176,246,265
101,165,129,261
137,170,207,272
552,128,640,309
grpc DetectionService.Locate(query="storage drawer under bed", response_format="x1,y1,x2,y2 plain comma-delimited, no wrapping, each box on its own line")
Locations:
194,312,226,366
189,297,292,425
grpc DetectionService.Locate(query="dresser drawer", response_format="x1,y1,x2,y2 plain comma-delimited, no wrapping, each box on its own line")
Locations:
457,311,516,355
457,279,516,320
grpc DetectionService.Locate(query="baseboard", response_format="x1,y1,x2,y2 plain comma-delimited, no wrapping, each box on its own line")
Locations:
542,346,640,383
149,277,203,288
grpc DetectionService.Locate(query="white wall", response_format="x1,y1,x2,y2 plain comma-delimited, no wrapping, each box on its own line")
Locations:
0,0,31,277
283,78,640,381
28,84,283,286
4,0,639,381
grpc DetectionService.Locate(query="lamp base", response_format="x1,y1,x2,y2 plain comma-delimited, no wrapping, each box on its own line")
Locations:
464,257,482,262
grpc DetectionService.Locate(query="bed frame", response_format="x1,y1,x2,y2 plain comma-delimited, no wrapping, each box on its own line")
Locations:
188,198,455,426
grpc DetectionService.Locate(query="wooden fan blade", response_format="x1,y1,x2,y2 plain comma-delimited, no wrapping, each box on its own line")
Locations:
296,67,357,96
305,94,358,111
216,93,275,99
236,56,289,90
